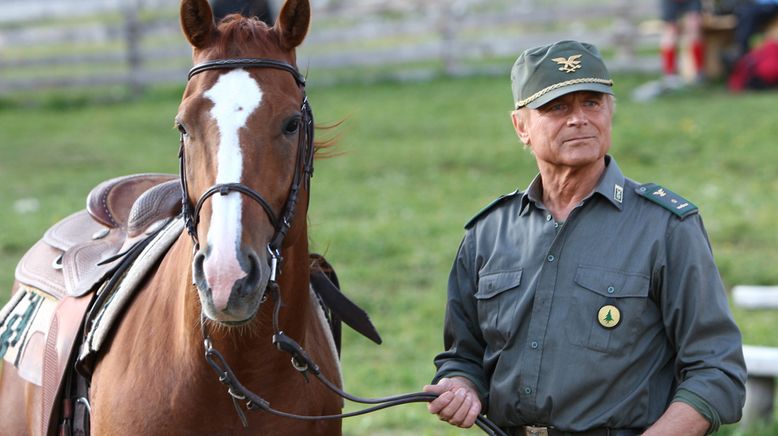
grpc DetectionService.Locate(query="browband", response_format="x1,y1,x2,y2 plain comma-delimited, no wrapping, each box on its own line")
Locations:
187,58,306,86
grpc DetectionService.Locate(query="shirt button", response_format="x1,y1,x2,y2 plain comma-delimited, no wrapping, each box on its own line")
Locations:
607,286,615,294
524,387,532,394
546,214,552,221
547,254,555,262
554,222,559,228
530,341,539,349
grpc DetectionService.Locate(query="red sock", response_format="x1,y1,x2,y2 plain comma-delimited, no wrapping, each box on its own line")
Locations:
661,47,677,75
691,40,705,74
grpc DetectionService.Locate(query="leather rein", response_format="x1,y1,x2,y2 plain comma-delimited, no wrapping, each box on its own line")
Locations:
182,58,507,436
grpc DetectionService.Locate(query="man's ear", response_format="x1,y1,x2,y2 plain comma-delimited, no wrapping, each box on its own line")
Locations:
511,110,530,146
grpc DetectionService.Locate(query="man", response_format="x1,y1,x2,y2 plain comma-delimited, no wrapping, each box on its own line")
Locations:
424,40,746,435
659,0,705,84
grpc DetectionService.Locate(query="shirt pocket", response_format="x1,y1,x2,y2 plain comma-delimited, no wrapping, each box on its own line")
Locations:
565,265,654,354
475,269,523,349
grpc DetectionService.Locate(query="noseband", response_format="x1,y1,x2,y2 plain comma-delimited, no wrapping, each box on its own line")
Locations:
179,58,315,279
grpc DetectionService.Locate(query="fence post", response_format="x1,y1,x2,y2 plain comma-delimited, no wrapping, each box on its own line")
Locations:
123,4,144,94
612,0,638,65
438,0,468,76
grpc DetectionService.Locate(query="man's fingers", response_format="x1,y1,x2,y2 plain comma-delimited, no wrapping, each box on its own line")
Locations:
423,378,450,395
438,388,467,421
427,390,454,414
448,390,473,426
461,393,482,428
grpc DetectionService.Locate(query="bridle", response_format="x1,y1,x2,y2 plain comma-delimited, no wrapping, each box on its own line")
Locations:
180,58,315,282
180,58,507,436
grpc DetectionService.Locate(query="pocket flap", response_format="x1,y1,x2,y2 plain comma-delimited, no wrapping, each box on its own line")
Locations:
475,269,523,300
574,265,649,298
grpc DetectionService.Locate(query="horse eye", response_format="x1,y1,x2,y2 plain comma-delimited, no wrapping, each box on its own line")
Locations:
283,117,301,135
176,122,188,136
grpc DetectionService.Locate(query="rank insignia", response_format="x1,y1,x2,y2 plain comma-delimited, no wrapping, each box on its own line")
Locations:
551,54,582,73
598,305,621,328
635,183,698,219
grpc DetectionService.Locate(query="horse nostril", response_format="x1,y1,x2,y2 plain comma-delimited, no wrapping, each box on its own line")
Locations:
192,251,208,292
239,251,262,295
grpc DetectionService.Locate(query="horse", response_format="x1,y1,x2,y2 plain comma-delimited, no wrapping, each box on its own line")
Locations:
0,0,346,434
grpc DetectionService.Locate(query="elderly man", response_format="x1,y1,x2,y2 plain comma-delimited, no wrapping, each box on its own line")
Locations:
424,40,746,435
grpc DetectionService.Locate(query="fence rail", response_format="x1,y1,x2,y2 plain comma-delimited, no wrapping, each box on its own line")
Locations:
0,0,663,95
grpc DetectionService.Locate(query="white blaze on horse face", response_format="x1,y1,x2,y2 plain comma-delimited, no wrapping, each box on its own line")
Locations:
202,69,262,311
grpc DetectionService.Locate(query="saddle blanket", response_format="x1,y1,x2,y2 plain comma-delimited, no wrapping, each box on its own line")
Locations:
0,285,58,384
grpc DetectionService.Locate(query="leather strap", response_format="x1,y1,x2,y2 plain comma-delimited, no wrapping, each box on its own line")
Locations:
310,268,382,345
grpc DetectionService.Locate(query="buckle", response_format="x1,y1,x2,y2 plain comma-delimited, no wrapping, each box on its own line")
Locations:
525,426,549,436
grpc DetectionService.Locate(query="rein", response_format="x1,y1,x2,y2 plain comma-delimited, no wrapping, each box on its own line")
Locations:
184,58,507,436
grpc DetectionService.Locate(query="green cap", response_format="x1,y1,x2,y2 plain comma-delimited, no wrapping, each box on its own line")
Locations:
511,40,614,109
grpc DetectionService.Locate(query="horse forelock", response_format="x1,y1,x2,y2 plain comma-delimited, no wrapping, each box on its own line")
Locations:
213,14,281,58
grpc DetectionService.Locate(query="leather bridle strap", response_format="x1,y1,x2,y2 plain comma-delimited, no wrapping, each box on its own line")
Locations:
187,58,306,85
180,58,314,268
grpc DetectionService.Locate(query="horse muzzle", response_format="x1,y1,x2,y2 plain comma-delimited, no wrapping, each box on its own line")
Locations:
192,245,270,324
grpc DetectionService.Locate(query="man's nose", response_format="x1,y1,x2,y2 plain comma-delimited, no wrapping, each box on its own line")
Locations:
567,104,589,126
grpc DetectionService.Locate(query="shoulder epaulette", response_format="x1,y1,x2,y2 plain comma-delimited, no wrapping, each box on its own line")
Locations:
635,183,698,219
465,190,521,229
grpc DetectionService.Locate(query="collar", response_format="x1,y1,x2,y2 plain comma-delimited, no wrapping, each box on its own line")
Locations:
519,155,625,216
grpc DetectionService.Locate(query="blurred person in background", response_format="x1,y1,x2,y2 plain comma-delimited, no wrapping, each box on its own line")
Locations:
423,40,746,436
660,0,706,85
733,0,778,58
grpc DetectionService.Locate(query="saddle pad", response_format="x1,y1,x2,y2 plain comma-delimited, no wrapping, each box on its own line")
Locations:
0,285,58,385
79,217,184,363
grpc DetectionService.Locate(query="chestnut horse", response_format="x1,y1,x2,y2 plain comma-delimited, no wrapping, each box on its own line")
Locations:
0,0,344,434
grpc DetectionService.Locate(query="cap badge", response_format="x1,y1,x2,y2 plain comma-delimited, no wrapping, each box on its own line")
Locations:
552,54,582,73
597,304,621,328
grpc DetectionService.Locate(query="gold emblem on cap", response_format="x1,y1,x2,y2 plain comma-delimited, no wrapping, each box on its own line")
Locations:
552,54,583,73
598,305,621,328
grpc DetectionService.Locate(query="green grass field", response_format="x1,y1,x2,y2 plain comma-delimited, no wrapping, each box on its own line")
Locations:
1,73,777,434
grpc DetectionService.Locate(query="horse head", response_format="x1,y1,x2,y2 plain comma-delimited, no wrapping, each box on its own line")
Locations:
177,0,312,325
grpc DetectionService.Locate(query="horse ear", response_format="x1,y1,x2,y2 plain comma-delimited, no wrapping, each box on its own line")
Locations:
275,0,310,50
180,0,218,49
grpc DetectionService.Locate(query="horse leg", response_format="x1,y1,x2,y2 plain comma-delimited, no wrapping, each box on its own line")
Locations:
0,363,40,436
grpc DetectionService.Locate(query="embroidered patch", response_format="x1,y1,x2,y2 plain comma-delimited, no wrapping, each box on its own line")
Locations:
552,54,583,73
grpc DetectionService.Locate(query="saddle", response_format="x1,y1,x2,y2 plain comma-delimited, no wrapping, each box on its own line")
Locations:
0,173,182,435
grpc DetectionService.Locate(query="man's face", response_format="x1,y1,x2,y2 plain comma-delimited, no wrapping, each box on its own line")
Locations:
512,91,613,168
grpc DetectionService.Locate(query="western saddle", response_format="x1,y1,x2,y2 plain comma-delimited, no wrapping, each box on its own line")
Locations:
2,173,182,435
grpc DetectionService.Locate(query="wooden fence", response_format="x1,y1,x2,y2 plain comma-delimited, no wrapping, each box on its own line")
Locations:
0,0,664,95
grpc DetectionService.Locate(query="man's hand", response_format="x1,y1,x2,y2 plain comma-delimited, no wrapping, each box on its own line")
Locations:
423,376,482,428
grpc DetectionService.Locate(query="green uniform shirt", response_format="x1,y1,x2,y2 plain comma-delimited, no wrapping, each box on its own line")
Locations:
433,156,746,432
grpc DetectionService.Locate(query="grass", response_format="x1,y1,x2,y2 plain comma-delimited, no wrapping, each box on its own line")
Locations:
1,72,777,434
